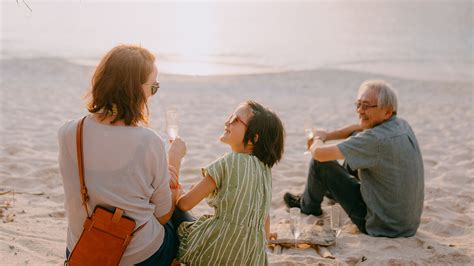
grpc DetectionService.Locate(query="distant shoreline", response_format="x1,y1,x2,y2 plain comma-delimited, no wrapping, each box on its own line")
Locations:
1,55,471,85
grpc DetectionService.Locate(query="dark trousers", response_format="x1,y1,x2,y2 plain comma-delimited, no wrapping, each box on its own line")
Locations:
136,209,195,266
135,220,177,266
301,159,368,234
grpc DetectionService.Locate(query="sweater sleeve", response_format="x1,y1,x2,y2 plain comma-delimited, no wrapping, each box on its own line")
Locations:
148,135,172,218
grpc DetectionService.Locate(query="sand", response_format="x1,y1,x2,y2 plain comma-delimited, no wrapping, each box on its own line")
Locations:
0,58,472,265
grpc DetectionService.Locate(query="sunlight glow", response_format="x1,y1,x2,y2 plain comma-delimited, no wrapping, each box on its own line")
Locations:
158,55,277,76
164,4,219,75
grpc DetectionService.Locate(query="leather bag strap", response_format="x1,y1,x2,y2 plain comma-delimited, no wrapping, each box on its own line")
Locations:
112,208,124,223
76,116,90,218
74,115,148,233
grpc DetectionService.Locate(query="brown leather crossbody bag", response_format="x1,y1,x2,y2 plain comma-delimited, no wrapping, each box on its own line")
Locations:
67,116,144,266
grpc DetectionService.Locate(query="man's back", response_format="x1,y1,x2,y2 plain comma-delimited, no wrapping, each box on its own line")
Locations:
338,116,424,237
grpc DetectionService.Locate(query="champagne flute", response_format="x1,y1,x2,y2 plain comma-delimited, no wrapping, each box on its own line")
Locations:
306,126,329,156
289,207,301,249
166,107,186,167
303,116,314,155
166,108,179,140
331,205,342,246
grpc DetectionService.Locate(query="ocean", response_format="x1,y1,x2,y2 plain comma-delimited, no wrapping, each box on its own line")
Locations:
1,1,472,81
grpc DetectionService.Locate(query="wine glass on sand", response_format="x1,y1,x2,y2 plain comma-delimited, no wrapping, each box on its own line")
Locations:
331,205,342,246
290,207,301,249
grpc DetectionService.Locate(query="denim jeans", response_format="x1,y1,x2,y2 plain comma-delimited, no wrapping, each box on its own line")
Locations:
66,209,195,266
301,159,367,234
135,208,195,266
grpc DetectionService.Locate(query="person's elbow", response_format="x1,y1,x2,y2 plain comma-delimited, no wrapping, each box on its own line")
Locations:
157,212,171,225
312,147,329,162
311,148,321,162
157,206,173,225
156,198,174,225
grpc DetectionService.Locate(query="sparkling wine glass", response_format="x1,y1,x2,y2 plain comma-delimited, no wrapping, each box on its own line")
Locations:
303,116,314,155
331,205,342,245
166,108,179,140
289,207,301,248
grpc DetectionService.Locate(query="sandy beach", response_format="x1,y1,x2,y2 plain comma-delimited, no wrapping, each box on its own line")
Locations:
0,57,472,265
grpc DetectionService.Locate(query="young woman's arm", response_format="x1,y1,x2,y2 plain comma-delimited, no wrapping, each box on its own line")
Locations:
265,215,278,241
265,215,270,240
177,175,216,211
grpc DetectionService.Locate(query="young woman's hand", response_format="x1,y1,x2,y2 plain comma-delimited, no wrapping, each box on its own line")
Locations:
268,232,278,240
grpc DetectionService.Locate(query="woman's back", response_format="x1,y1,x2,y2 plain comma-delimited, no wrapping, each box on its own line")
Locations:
59,116,171,265
178,152,271,265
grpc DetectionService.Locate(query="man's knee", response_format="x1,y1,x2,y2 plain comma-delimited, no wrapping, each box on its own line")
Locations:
309,159,341,178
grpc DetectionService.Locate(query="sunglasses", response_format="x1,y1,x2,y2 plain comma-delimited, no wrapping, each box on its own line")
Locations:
226,114,248,127
354,101,378,111
150,81,160,95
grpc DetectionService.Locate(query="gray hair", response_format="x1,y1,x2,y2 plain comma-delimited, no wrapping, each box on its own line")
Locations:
358,80,398,114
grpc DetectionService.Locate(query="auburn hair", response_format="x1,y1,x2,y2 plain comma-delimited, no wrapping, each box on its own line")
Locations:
86,44,155,126
243,100,285,168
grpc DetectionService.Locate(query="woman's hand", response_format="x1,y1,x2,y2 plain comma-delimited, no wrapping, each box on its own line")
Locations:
168,137,186,188
169,136,187,161
165,137,186,189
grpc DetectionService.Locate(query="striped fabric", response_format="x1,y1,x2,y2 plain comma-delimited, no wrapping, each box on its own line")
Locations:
177,152,272,265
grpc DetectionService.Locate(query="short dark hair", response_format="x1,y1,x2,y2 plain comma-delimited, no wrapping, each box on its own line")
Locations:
243,100,285,168
86,44,155,126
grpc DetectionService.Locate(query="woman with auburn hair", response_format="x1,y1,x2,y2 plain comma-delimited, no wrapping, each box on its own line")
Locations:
58,44,187,265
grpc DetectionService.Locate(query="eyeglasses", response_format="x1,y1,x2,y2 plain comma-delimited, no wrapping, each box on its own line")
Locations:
150,81,160,95
226,114,248,127
354,101,378,111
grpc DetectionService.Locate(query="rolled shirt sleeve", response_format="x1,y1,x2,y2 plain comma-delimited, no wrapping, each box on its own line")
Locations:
337,130,380,170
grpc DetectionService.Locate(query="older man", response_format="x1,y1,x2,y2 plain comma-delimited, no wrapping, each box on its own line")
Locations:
284,80,424,237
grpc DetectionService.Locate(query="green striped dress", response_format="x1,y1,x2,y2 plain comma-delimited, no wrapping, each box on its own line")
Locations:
177,152,272,265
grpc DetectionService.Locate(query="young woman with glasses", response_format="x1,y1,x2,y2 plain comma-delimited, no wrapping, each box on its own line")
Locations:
175,100,285,265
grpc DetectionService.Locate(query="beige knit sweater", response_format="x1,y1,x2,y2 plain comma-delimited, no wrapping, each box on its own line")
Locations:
58,116,172,265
